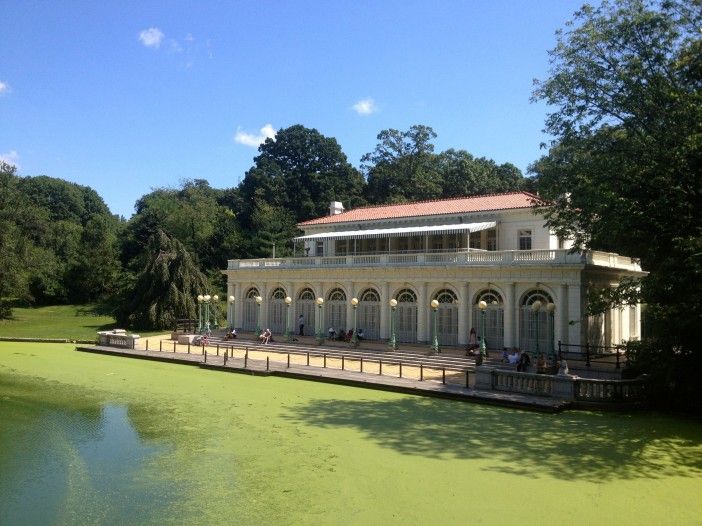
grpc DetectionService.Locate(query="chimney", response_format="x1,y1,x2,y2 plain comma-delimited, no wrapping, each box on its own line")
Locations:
329,201,344,216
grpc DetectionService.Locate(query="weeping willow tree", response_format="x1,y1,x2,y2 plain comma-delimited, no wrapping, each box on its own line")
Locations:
122,230,210,330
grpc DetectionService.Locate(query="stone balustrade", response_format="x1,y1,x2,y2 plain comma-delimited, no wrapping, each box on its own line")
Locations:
227,249,640,272
97,330,140,349
475,366,647,404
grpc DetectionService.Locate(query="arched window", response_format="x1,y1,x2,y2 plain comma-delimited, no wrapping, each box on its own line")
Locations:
358,288,380,339
519,289,555,353
473,289,504,350
326,288,347,333
243,287,260,331
434,289,458,346
394,289,417,343
296,288,316,336
268,287,287,333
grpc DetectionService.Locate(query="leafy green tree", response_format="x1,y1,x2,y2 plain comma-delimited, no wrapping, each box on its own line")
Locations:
238,125,365,225
436,149,525,198
531,0,702,411
362,125,442,203
119,230,210,330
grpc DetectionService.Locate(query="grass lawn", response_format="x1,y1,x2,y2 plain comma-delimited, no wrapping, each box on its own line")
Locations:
0,304,163,340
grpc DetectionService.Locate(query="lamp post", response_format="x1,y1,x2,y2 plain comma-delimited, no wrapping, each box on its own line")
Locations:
532,299,542,356
197,294,204,333
284,296,292,342
389,298,398,350
203,294,212,333
212,295,219,328
315,297,324,342
478,300,487,364
546,302,556,364
228,295,235,329
430,299,439,353
255,295,263,335
351,297,359,347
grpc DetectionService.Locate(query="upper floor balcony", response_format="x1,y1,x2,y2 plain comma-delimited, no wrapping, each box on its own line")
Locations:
226,248,642,272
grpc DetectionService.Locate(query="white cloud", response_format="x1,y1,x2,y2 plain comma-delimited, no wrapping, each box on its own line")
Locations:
0,80,9,94
138,27,165,48
234,124,277,147
0,150,19,168
352,97,377,115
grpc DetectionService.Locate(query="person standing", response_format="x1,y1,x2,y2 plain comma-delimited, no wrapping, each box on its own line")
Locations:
298,314,305,336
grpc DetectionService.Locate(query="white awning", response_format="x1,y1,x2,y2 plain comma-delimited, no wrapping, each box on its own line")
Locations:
294,221,496,241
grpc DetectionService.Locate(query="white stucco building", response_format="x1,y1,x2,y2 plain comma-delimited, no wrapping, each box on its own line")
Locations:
223,192,644,352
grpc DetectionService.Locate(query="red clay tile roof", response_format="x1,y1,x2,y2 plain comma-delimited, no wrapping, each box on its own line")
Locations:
298,192,543,226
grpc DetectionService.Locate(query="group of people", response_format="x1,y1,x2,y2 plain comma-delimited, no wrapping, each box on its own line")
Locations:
327,327,364,342
501,348,532,371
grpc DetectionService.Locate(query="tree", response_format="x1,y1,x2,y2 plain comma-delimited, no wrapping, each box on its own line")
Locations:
362,125,442,203
436,149,525,198
238,125,365,226
531,0,702,411
118,230,210,330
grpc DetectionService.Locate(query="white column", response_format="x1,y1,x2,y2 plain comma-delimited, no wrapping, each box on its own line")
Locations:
458,282,469,345
504,282,516,348
557,284,568,346
380,282,390,339
260,283,269,330
226,280,234,327
345,281,355,331
317,281,325,336
568,283,582,346
232,283,241,329
417,282,428,342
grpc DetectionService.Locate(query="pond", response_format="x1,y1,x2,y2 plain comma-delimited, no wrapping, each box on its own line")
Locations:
1,343,701,525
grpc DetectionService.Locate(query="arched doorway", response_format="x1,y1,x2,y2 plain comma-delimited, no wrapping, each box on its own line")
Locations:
434,289,458,346
268,287,286,334
326,288,347,333
296,288,316,337
519,289,554,353
395,288,417,343
243,287,260,332
358,288,380,340
472,289,505,350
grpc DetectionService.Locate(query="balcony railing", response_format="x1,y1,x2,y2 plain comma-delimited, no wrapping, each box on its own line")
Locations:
227,249,642,271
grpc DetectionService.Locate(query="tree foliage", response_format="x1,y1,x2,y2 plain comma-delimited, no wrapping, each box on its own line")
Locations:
118,230,210,330
531,0,702,411
362,125,527,203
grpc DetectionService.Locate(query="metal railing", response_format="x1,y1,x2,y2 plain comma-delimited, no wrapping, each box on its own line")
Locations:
557,341,627,368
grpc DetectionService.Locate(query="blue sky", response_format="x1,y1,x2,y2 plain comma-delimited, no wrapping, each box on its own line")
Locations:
1,1,582,218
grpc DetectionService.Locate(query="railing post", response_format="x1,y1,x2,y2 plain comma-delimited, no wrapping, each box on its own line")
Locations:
342,355,345,370
420,364,423,381
146,340,149,351
616,347,621,369
442,368,446,384
324,353,327,368
306,352,310,366
204,350,207,363
266,356,269,371
379,359,382,375
399,362,403,378
287,353,290,368
187,342,190,354
245,349,248,368
173,342,176,353
360,357,363,373
217,344,220,356
224,350,228,365
586,342,591,367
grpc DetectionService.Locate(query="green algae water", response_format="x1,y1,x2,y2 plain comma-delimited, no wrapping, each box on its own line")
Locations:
1,344,701,525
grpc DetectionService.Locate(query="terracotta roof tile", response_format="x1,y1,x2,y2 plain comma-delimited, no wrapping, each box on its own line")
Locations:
298,192,542,226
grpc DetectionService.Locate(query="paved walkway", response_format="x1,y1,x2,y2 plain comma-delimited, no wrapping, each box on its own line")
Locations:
75,343,571,413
